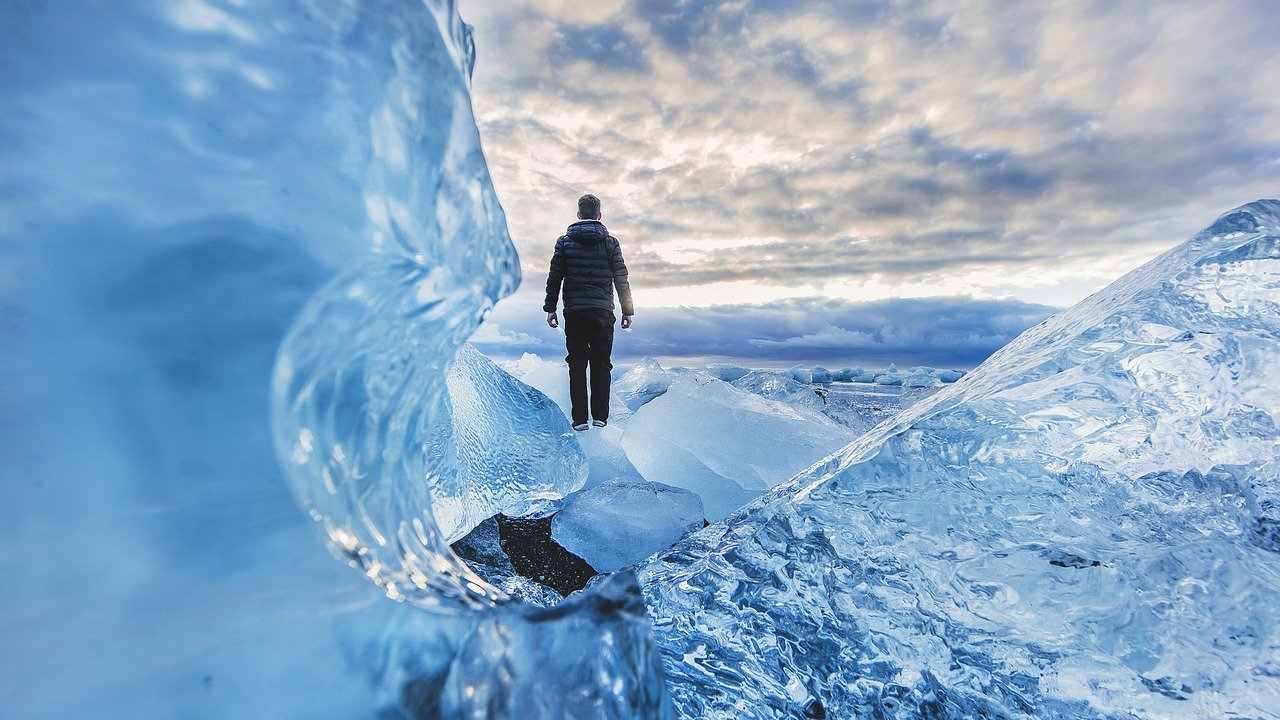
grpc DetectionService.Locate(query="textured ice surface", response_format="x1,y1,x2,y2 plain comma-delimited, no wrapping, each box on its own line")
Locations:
732,370,826,410
640,200,1280,719
552,480,705,572
3,1,667,716
440,344,587,540
624,374,855,519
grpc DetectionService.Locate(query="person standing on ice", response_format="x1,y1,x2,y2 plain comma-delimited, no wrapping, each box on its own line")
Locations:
543,193,635,432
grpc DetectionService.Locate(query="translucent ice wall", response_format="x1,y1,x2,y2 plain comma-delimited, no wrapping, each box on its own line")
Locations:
2,1,662,716
641,200,1280,718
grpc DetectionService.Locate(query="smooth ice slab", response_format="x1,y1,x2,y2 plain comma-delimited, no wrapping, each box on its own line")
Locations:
640,200,1280,719
551,480,705,572
623,374,855,519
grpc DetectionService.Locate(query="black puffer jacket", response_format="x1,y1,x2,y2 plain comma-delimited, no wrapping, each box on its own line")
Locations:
543,220,634,316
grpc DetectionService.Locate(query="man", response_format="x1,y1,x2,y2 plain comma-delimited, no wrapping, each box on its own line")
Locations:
543,194,634,431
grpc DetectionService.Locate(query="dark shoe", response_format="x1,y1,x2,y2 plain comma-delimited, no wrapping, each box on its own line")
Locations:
592,419,607,428
572,422,589,432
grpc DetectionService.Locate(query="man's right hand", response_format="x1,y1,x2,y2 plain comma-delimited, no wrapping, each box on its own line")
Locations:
547,312,559,328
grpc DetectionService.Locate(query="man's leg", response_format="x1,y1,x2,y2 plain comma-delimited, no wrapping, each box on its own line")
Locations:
588,310,615,423
563,312,590,426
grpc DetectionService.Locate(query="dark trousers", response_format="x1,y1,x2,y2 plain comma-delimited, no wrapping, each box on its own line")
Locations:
563,309,615,425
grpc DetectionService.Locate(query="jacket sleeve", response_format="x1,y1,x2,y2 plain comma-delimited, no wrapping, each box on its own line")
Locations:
543,237,565,313
609,237,635,317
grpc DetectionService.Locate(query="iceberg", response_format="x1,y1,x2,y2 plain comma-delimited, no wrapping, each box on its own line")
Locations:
704,363,752,382
935,368,965,383
551,480,705,572
788,366,815,383
640,200,1280,719
899,365,940,388
731,370,826,410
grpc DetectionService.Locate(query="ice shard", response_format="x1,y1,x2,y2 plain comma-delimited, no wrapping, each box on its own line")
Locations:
640,200,1280,718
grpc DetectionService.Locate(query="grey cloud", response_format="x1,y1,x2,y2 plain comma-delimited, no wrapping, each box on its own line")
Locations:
476,290,1057,367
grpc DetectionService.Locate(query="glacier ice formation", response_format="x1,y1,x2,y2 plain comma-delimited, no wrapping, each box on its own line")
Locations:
7,0,1279,717
639,200,1280,719
4,1,668,717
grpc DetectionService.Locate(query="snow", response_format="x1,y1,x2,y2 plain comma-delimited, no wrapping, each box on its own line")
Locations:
551,480,705,572
640,200,1280,718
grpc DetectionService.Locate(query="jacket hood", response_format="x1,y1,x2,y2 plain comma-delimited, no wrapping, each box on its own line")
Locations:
566,219,608,245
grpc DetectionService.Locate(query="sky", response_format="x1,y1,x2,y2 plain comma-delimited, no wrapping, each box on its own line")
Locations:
463,0,1280,368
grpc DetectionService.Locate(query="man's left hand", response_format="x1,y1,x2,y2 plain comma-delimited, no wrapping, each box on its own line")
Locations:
621,315,633,329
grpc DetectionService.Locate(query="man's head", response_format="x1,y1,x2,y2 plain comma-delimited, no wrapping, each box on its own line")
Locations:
577,193,602,220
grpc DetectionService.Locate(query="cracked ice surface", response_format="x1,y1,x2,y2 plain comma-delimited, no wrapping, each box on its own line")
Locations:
640,201,1280,719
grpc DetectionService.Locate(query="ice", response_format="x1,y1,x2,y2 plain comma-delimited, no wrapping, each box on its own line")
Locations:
834,366,876,382
704,363,751,382
900,365,940,388
623,374,855,519
810,366,834,384
731,370,825,410
640,200,1280,718
440,344,587,540
788,366,815,383
508,356,851,514
3,1,667,717
612,358,689,411
551,480,705,572
935,368,965,383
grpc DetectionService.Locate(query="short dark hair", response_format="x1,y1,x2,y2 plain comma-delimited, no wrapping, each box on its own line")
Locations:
577,193,601,219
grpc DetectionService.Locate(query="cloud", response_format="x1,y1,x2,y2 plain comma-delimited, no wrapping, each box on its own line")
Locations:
467,0,1280,309
474,288,1055,368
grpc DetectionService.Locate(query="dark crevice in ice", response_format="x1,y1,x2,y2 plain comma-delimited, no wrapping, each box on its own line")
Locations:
451,513,599,597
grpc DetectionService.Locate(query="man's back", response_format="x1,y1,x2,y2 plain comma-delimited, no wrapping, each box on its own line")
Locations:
543,219,634,317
